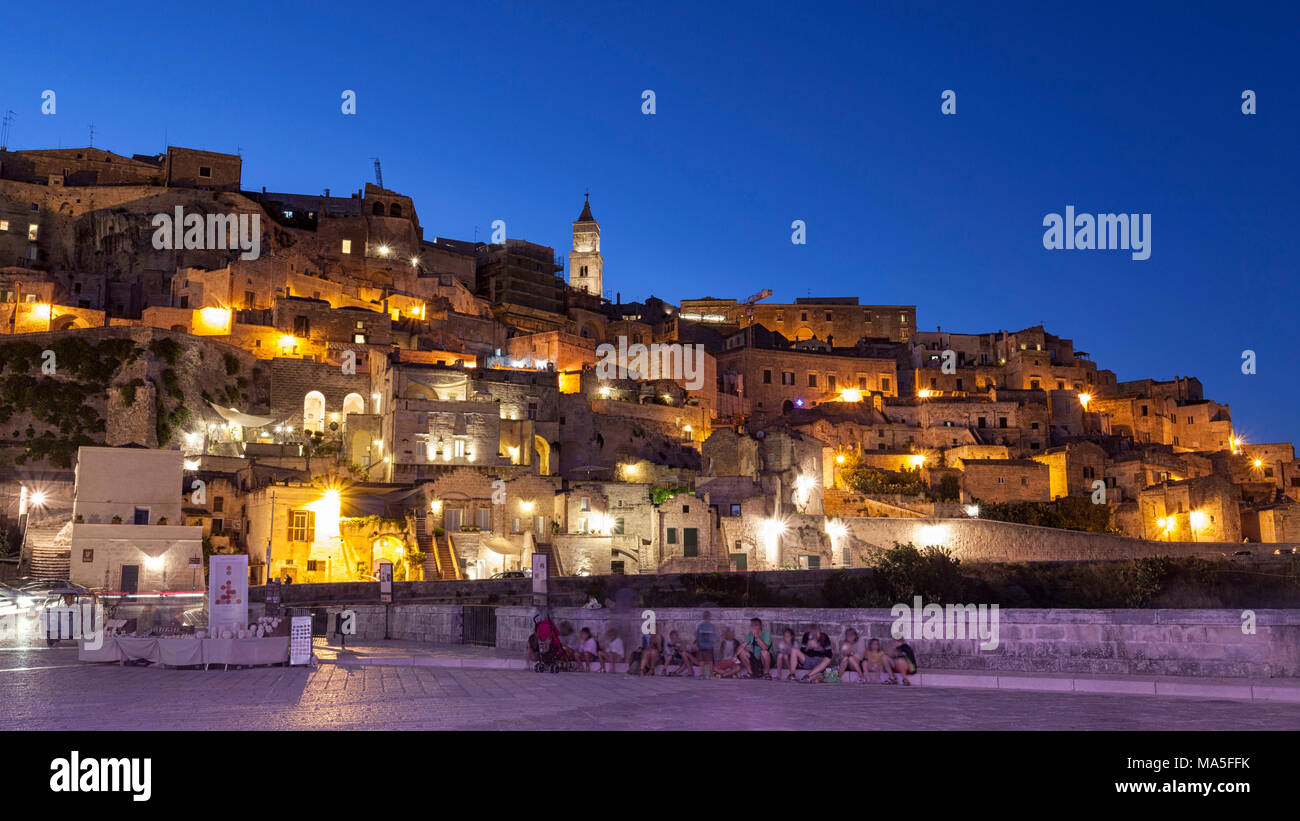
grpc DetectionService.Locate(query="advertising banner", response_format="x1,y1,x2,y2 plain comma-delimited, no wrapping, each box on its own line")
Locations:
208,555,249,634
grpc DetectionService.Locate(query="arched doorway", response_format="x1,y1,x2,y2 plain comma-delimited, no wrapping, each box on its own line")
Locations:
303,391,325,432
534,435,551,476
371,536,406,579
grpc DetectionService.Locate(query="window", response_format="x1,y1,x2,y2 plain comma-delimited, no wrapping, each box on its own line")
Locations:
288,510,315,542
199,166,212,178
1057,381,1065,390
682,504,690,513
341,239,352,254
476,508,491,530
307,560,322,572
729,504,741,516
808,374,817,387
528,402,538,420
28,223,39,240
858,376,867,390
996,477,1005,485
133,507,150,525
1031,422,1039,430
956,378,963,390
881,377,891,392
293,316,310,337
0,220,7,231
213,497,224,513
827,375,837,391
1265,468,1275,478
353,334,366,344
1030,380,1040,390
83,549,94,562
800,312,808,321
614,517,625,535
683,528,699,557
512,518,521,533
666,528,677,544
825,311,833,322
611,561,625,574
580,497,590,512
999,418,1008,428
1141,405,1149,417
781,372,795,386
978,416,987,429
1021,477,1028,486
763,369,772,384
453,439,466,457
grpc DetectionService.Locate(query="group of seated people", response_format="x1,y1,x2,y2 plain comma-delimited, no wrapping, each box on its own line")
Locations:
527,612,918,685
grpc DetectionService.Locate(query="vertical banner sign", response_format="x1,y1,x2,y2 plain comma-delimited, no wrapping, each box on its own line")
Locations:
290,616,312,665
209,554,249,634
532,553,548,606
378,561,393,604
265,579,282,617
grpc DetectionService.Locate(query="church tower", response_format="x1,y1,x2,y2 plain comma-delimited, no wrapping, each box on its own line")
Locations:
567,194,603,297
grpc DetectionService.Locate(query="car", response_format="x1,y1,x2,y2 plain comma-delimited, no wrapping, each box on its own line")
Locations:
1274,547,1294,556
18,579,85,595
0,583,42,618
490,571,529,580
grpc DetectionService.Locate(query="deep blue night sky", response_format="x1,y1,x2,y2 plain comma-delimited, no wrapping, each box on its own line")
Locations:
4,1,1297,442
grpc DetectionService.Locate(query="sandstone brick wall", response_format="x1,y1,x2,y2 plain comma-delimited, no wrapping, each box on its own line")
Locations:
494,605,1300,678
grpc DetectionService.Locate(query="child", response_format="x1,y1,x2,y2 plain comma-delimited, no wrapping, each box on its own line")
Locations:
710,628,746,678
775,628,798,681
837,628,864,680
664,630,689,676
576,627,598,672
597,628,625,673
631,631,664,676
861,638,890,684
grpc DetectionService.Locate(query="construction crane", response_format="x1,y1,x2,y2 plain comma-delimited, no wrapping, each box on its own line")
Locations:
371,157,383,189
740,288,772,325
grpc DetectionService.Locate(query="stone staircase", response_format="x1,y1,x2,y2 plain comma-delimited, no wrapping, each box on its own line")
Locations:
432,530,460,580
23,517,73,580
531,542,563,576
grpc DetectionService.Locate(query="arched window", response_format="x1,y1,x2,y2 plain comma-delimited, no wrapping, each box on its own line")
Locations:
342,392,365,420
372,201,385,216
303,391,326,433
389,203,402,218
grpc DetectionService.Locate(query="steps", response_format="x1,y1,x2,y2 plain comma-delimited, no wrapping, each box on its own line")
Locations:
531,542,563,576
432,531,459,580
24,518,73,580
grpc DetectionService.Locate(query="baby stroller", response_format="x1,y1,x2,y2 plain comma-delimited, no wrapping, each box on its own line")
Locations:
532,613,571,673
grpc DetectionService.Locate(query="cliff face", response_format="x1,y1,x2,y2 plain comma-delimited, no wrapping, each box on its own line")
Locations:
0,327,263,467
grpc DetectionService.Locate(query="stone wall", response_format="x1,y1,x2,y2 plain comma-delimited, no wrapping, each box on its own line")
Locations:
495,605,1300,678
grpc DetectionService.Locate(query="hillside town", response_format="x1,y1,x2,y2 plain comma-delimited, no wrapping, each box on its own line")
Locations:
1,143,1296,594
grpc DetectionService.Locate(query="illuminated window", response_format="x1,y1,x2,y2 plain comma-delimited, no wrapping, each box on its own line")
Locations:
341,239,352,254
0,220,8,231
28,224,39,240
288,510,316,542
454,440,465,458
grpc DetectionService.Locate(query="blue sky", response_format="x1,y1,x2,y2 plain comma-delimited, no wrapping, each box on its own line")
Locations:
4,1,1298,442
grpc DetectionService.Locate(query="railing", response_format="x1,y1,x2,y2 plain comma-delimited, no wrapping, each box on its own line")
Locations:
462,604,497,646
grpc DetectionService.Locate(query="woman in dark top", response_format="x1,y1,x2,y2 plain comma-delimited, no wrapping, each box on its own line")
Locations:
887,638,918,686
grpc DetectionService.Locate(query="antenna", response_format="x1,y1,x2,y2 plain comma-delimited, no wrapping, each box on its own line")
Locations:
1,110,17,148
371,157,383,189
88,123,95,148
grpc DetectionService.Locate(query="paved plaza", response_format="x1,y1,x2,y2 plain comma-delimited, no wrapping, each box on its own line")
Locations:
3,640,1300,731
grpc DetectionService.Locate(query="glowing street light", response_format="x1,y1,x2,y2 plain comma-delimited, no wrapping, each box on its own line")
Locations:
1078,392,1092,409
909,454,926,468
917,389,932,399
964,504,980,518
839,388,863,403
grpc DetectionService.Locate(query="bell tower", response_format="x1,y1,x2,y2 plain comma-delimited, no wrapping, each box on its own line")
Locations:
567,193,602,297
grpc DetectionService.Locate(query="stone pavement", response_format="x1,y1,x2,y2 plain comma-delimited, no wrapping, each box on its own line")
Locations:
311,639,1300,704
3,638,1299,731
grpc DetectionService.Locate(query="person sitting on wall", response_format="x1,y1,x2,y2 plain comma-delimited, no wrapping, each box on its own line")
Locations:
630,630,664,676
664,630,690,676
860,638,891,684
710,627,746,678
837,628,865,681
576,627,598,672
775,629,799,681
740,618,774,679
681,610,717,678
597,628,625,674
886,637,918,686
789,624,834,683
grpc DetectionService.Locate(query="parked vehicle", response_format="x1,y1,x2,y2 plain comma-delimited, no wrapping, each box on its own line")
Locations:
1274,547,1294,556
0,583,41,618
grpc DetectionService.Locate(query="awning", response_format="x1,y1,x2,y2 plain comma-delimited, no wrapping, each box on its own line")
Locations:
207,401,277,428
481,535,523,555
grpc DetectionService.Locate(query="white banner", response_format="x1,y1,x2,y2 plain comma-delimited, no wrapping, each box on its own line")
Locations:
290,616,312,665
208,555,249,634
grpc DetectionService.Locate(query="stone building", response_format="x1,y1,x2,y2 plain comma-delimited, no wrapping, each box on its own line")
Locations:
67,446,202,593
